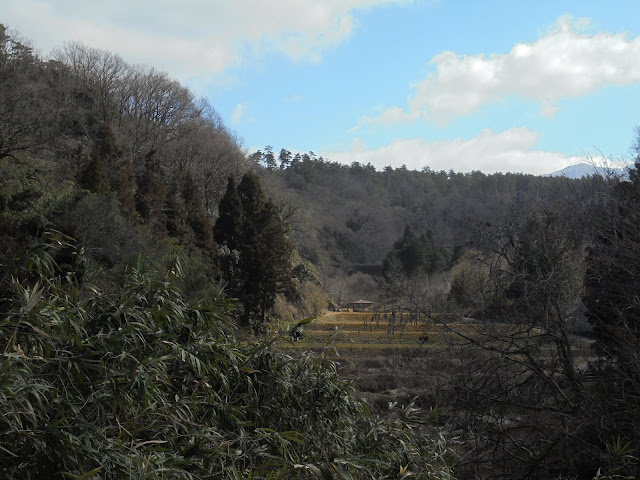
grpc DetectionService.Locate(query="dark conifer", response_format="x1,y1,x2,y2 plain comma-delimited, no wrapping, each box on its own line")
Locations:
253,199,293,322
136,150,166,234
182,171,214,249
216,171,294,327
237,171,266,221
78,150,111,195
164,176,190,240
214,176,243,250
93,123,137,217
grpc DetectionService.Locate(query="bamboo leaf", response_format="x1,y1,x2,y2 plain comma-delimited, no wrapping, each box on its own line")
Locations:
61,466,103,479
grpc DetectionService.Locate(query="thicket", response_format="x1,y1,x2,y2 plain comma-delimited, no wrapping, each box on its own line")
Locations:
253,144,640,477
0,21,246,247
0,232,454,479
383,169,640,478
0,24,333,328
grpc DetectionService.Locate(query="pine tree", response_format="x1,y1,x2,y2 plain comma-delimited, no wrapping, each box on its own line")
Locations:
278,148,292,169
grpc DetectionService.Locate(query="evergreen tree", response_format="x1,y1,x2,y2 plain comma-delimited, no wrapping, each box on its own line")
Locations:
213,176,244,298
240,198,293,326
182,171,214,249
164,176,190,240
263,145,277,170
93,123,136,218
278,148,291,169
213,176,243,250
500,209,581,325
383,225,449,281
77,150,111,195
237,171,266,221
136,150,166,234
216,172,293,327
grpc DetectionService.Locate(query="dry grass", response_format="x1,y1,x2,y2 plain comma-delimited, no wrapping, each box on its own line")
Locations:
284,311,484,350
281,310,596,418
278,311,459,414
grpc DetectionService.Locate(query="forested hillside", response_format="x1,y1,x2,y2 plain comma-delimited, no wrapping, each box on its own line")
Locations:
0,23,248,284
3,22,640,479
253,148,602,304
0,24,457,479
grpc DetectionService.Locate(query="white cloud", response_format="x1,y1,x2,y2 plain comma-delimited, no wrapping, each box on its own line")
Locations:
323,127,583,174
363,16,640,126
355,106,420,129
2,0,404,85
231,102,248,126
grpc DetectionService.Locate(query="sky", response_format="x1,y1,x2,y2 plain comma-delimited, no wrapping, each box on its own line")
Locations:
3,0,640,174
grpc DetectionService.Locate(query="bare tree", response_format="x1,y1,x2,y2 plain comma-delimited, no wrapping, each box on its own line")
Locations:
434,196,601,478
0,25,52,161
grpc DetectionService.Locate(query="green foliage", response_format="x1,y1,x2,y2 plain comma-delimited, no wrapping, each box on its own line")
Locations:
502,208,583,321
214,176,243,251
93,123,137,218
56,193,151,270
135,150,166,234
0,233,454,479
0,156,74,233
77,150,111,195
241,199,294,323
163,176,191,241
448,267,479,309
216,173,294,327
182,171,215,249
383,225,451,294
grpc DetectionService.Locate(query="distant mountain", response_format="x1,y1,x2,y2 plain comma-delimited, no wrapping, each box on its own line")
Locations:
545,162,627,179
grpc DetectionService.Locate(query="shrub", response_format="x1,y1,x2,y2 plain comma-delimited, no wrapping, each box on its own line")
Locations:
0,233,455,479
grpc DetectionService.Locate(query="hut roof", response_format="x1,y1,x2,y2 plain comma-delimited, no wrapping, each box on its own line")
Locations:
349,299,373,305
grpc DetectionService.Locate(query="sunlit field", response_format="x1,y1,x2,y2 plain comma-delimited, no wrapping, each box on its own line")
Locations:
284,310,596,414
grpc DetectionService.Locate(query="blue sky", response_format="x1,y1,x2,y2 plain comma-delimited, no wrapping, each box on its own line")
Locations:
4,0,640,174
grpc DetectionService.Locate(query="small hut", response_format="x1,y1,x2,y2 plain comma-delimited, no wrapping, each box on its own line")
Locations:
349,299,374,312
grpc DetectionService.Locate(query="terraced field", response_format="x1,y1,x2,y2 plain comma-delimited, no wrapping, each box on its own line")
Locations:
290,310,470,348
281,310,461,412
283,310,596,416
